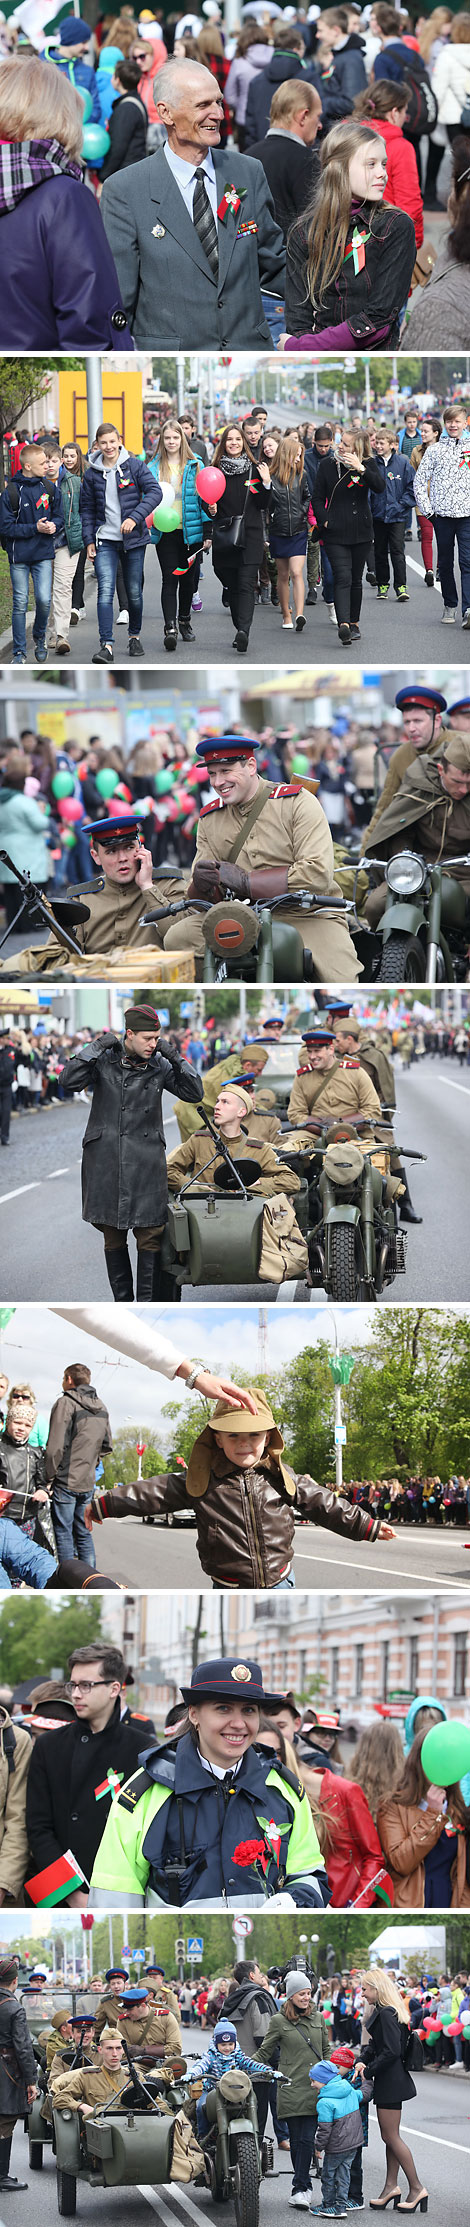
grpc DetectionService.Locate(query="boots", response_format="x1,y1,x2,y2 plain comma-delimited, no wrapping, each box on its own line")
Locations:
136,1249,160,1300
0,2134,28,2190
399,1171,423,1224
104,1246,134,1301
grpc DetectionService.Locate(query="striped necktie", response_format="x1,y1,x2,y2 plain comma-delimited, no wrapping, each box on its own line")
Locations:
192,165,219,277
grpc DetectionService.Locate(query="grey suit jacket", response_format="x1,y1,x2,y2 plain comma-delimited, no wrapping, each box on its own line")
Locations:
100,144,286,347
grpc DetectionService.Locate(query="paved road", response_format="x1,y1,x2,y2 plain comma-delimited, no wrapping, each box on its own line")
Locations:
91,1499,470,1591
4,520,470,666
0,1055,467,1302
12,2064,470,2227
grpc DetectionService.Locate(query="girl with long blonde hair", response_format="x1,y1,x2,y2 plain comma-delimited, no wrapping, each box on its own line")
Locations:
356,1967,426,2214
284,119,416,351
148,419,212,652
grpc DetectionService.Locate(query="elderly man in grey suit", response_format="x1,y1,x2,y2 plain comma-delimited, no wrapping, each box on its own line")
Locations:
100,58,286,348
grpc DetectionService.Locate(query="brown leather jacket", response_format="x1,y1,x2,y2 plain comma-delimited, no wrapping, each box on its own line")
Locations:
91,1466,380,1589
377,1795,470,1908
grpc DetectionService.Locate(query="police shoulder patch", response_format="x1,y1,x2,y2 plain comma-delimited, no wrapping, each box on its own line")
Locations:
117,1768,153,1813
269,784,302,800
200,800,224,816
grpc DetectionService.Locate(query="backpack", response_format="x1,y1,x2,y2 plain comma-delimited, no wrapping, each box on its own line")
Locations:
258,1193,309,1284
387,46,438,137
403,2027,424,2072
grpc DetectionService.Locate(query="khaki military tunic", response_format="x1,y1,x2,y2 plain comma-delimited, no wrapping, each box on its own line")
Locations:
145,1983,181,2022
166,1128,300,1199
51,2062,126,2112
175,1052,243,1142
163,782,361,980
242,1105,281,1143
359,1035,396,1111
116,2007,182,2058
42,2045,96,2123
0,871,185,978
288,1056,382,1128
360,733,442,853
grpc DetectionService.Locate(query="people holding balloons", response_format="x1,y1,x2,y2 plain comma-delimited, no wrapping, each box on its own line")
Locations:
148,421,217,653
80,423,160,664
209,422,272,654
377,1721,470,1909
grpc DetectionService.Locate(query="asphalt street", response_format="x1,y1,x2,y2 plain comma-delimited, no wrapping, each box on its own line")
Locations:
90,1501,470,1592
4,519,470,666
11,2064,470,2227
0,1055,467,1303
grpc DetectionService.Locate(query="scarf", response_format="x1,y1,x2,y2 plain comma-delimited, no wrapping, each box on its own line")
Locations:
0,137,83,216
222,451,253,476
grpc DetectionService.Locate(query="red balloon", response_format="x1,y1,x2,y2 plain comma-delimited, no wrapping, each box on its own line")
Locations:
58,797,83,823
195,465,226,504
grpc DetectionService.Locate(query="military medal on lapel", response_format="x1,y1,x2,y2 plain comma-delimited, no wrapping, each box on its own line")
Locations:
152,222,166,237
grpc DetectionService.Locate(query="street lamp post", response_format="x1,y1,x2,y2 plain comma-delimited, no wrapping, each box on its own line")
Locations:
326,1313,355,1494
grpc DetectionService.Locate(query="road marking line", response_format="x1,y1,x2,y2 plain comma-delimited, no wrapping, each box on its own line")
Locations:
158,2184,213,2226
0,1182,40,1204
293,1547,469,1588
46,1167,70,1178
437,1077,470,1096
406,554,441,595
138,2186,205,2227
398,2123,470,2155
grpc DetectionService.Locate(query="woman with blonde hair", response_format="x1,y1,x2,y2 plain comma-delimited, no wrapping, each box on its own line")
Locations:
267,433,310,632
313,427,383,646
148,418,213,651
0,56,129,349
284,119,416,350
349,1720,405,1821
418,6,452,65
356,1967,426,2213
196,22,230,141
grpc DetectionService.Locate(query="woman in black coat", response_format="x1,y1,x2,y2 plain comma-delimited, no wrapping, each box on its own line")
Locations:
313,430,382,646
61,1008,203,1301
267,432,310,633
284,120,415,352
356,1968,426,2214
211,422,271,654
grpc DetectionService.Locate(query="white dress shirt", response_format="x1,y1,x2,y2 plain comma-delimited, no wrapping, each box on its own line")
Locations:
163,141,219,225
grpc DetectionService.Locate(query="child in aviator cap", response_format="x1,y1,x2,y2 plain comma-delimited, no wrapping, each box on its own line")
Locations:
87,1386,395,1590
194,2020,275,2141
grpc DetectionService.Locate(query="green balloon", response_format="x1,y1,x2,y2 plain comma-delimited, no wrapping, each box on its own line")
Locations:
291,753,310,775
81,122,109,164
80,88,92,122
96,767,119,800
425,2033,437,2047
421,1719,470,1787
52,770,74,799
154,498,179,533
462,2026,470,2041
155,769,174,795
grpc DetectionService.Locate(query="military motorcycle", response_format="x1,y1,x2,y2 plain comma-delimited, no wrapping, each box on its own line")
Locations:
177,2066,279,2227
278,1117,426,1302
140,887,353,984
52,2052,194,2217
160,1107,310,1299
351,849,470,983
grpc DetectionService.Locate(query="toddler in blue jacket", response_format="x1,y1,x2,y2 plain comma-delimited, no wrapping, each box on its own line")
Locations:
195,2019,273,2141
309,2056,365,2219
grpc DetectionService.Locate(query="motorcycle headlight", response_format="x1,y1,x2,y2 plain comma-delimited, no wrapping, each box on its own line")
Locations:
386,853,427,896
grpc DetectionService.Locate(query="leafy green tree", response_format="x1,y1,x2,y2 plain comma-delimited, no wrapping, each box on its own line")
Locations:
0,360,82,487
102,1428,166,1490
0,1596,102,1683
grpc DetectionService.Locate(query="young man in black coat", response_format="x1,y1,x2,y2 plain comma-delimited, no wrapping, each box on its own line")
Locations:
246,79,321,242
0,1959,37,2191
25,1641,155,1906
61,1002,203,1300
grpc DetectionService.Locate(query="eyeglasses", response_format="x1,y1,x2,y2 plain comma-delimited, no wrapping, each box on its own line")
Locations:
66,1678,113,1696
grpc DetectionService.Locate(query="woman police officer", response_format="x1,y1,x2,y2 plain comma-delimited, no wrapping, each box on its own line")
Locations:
89,1658,329,1909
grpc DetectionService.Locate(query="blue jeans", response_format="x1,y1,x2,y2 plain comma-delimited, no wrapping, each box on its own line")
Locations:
322,547,335,602
10,558,52,655
435,513,470,613
321,2149,355,2212
261,292,284,341
94,541,145,644
52,1487,96,1569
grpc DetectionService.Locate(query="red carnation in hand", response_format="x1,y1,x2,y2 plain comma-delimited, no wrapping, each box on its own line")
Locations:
232,1839,270,1874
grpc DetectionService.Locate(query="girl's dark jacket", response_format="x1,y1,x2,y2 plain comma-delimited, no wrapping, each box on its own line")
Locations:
285,201,416,345
90,1458,382,1589
313,452,383,546
268,469,310,539
0,1988,36,2117
25,1693,156,1888
212,465,267,567
61,1033,202,1228
0,177,132,351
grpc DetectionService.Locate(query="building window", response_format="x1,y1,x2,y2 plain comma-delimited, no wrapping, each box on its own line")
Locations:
454,1632,468,1699
331,1647,340,1699
382,1641,389,1699
409,1639,419,1692
355,1644,364,1699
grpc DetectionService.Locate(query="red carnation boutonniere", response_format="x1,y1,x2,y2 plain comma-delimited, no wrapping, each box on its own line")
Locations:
217,183,247,222
232,1834,278,1896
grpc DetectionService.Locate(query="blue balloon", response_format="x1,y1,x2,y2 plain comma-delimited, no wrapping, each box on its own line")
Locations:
81,122,109,165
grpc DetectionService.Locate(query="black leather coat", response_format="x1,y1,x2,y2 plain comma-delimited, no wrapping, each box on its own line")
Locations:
61,1034,203,1228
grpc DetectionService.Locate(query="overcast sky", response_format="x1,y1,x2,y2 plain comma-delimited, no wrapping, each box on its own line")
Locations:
0,1305,375,1442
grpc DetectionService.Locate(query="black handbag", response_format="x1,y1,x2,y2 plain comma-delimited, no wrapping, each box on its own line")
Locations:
212,477,251,561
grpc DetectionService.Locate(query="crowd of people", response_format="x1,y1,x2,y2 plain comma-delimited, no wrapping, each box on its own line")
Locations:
5,401,470,656
1,1,470,349
0,1636,468,1931
0,1950,441,2209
